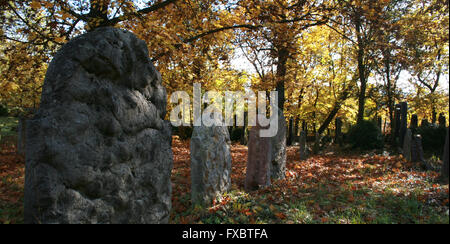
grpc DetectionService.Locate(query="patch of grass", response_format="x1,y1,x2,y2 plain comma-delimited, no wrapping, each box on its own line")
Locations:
0,117,18,145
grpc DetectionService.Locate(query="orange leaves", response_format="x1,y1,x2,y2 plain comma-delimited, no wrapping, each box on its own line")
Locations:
274,212,286,220
30,1,41,10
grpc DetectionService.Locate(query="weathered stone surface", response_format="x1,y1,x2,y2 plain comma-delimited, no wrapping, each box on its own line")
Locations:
190,121,232,206
245,123,271,191
299,131,308,161
24,27,173,224
411,134,425,164
402,129,412,161
270,110,287,180
393,104,401,144
399,102,408,147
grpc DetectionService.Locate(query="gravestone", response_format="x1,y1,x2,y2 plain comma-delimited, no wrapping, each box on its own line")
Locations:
270,110,287,180
441,128,449,182
411,134,425,164
299,131,308,160
399,102,408,147
402,129,412,161
245,123,271,191
393,104,401,145
24,27,173,224
190,120,232,206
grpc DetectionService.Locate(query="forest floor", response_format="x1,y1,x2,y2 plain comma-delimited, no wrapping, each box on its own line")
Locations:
0,133,448,224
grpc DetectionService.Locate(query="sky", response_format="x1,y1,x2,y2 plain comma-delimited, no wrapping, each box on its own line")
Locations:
230,47,450,95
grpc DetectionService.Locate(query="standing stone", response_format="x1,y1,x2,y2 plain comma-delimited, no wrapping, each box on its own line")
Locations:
399,102,408,147
24,27,173,224
190,120,232,206
245,123,271,191
411,134,425,164
402,129,412,162
438,113,446,128
393,104,401,145
17,117,27,155
410,114,418,130
270,110,287,180
441,128,449,182
299,131,308,160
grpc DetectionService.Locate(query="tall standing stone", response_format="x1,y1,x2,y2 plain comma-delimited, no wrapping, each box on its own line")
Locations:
24,27,173,224
441,128,449,183
393,104,401,145
270,110,287,180
411,134,425,164
399,102,408,147
245,123,271,191
190,120,232,206
402,129,412,162
299,131,308,160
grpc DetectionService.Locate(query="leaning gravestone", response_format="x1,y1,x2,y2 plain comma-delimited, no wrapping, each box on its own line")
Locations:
24,27,173,224
402,129,412,162
190,119,232,206
299,131,308,160
245,122,271,191
270,110,287,180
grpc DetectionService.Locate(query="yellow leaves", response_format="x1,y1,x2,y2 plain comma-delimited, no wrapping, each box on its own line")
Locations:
54,36,66,43
30,1,41,10
0,81,20,92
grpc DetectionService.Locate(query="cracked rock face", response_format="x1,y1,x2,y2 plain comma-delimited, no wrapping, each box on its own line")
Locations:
190,122,232,206
24,27,173,224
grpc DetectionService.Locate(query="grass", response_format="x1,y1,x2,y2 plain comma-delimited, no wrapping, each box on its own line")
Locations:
0,117,18,145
